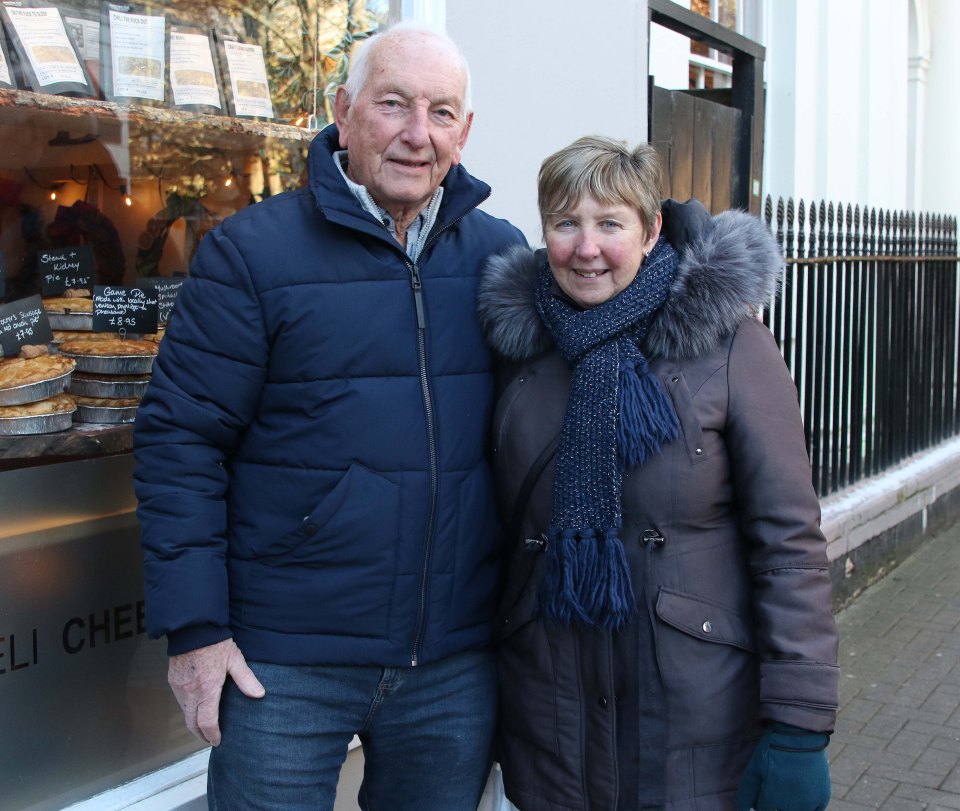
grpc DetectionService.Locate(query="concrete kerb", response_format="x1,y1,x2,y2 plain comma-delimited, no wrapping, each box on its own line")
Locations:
820,435,960,609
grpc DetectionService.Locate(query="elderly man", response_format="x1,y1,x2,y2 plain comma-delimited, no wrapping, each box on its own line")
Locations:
133,22,526,810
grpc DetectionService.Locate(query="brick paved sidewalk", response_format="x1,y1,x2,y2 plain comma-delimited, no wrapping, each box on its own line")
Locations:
829,523,960,809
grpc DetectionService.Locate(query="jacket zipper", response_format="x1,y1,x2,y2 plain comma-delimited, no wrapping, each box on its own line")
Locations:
409,261,439,666
336,195,488,665
405,201,489,666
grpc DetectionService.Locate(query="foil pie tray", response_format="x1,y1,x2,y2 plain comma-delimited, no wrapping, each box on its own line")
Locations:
69,373,151,399
0,407,75,436
0,371,73,407
73,403,139,424
47,312,94,331
51,332,149,345
59,352,155,375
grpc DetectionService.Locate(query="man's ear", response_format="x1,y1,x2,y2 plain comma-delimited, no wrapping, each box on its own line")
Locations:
333,87,351,148
451,111,474,166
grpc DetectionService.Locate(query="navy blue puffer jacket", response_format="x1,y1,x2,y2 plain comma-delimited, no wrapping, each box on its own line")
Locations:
133,124,526,666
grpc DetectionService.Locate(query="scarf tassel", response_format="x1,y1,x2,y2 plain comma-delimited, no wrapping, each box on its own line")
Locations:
618,358,679,468
544,528,637,629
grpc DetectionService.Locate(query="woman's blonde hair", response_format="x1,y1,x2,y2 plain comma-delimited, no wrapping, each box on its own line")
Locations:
538,136,662,232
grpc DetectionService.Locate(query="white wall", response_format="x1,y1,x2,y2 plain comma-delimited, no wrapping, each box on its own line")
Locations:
921,0,960,216
648,0,691,91
445,0,650,244
763,0,940,210
648,22,690,91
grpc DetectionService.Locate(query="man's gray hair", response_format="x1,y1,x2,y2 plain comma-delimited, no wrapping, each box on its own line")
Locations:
342,21,473,117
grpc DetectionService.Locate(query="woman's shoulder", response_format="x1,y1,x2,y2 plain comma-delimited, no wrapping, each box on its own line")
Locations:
646,210,783,360
479,245,554,362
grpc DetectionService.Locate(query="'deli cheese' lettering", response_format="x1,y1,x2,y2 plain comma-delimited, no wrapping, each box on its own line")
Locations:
61,601,147,655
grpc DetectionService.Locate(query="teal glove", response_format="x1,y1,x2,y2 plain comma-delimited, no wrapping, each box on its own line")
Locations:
736,723,831,811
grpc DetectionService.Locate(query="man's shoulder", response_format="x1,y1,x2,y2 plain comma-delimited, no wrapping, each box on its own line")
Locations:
220,186,314,232
459,206,526,245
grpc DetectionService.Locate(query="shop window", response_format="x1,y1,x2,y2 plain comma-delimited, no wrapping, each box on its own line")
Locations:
0,0,389,300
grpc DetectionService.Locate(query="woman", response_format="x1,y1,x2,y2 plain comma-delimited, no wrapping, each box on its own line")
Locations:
478,136,839,811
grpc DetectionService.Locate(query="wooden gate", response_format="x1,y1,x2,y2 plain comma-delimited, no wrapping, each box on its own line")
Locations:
647,0,765,214
649,86,741,214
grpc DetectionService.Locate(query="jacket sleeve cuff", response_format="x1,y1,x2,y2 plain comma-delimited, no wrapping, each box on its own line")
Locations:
166,624,233,656
759,659,840,733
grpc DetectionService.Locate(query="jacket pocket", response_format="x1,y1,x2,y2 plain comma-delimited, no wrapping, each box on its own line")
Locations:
235,464,399,638
656,588,756,652
255,465,396,560
495,542,546,641
654,587,760,745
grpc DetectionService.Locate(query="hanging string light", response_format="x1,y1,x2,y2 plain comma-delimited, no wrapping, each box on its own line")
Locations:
23,167,63,201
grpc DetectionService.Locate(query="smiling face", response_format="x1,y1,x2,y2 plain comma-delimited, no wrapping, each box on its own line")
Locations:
545,195,662,309
334,31,473,232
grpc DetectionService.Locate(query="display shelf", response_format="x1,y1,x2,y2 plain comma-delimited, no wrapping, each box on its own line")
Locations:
0,86,315,194
0,87,315,150
0,422,133,469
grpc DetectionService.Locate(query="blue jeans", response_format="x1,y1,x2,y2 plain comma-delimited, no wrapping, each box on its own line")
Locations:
207,649,496,811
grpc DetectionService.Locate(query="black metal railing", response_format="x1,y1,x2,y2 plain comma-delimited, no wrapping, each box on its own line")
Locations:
761,196,960,497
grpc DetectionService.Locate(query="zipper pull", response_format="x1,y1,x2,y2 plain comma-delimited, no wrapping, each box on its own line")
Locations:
410,265,426,329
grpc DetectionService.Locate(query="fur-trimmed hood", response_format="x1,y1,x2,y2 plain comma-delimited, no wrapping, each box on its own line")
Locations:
478,209,783,361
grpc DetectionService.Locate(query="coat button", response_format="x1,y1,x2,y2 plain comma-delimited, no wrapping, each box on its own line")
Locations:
671,376,680,383
702,621,713,633
695,448,703,455
641,529,665,547
304,523,318,536
524,535,547,551
598,696,608,709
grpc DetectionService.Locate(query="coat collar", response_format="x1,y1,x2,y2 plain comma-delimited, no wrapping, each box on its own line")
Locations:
307,124,492,239
478,209,783,361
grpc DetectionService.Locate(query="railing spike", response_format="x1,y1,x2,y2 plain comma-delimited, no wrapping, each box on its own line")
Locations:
853,204,861,255
796,199,806,259
785,197,795,259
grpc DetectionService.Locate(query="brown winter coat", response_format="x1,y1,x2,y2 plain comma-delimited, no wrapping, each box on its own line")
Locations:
478,212,840,811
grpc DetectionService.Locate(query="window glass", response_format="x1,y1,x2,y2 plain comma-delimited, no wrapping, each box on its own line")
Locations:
0,0,389,299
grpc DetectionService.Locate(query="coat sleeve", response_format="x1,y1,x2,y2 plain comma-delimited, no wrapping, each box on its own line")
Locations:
725,316,840,732
133,223,269,655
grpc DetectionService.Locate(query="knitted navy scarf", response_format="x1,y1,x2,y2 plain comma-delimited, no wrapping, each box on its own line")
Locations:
535,236,680,628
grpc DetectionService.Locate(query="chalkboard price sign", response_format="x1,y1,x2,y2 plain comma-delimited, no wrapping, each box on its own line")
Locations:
0,296,54,357
93,286,160,334
136,277,184,324
39,246,96,296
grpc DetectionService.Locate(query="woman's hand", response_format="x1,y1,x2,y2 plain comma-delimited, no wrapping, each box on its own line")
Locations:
736,723,831,811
